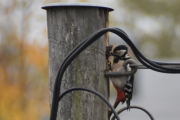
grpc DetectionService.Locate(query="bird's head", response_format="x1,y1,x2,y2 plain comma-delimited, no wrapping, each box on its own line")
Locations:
113,45,130,63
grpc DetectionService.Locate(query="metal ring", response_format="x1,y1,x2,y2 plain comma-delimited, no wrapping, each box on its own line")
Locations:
104,59,138,77
111,106,154,120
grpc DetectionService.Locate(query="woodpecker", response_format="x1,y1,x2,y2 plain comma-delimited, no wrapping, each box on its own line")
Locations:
108,45,134,118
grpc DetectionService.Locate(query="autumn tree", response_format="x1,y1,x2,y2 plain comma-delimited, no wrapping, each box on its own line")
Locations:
0,0,49,119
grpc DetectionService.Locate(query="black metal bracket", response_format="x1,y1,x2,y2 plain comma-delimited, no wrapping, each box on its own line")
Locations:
104,58,138,77
50,27,180,120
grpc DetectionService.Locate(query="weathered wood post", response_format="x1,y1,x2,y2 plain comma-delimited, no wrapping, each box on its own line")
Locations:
42,3,113,120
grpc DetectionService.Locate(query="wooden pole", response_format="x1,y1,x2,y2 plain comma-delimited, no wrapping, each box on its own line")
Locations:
42,3,113,120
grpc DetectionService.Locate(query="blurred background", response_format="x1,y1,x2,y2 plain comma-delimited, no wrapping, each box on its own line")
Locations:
1,0,180,120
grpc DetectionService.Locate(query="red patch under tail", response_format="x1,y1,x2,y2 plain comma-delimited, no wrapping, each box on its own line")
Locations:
114,90,126,109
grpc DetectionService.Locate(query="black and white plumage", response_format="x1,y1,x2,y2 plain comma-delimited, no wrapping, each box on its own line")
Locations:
124,74,134,109
108,45,134,118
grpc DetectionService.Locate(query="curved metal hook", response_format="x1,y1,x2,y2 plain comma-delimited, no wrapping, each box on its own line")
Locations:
123,58,138,74
111,106,154,120
104,59,138,77
58,87,120,120
50,27,180,120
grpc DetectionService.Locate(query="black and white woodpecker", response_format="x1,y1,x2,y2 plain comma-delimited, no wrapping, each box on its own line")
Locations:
108,45,134,118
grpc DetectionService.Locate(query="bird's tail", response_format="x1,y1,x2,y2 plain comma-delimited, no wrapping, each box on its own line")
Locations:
126,98,130,110
124,75,134,110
